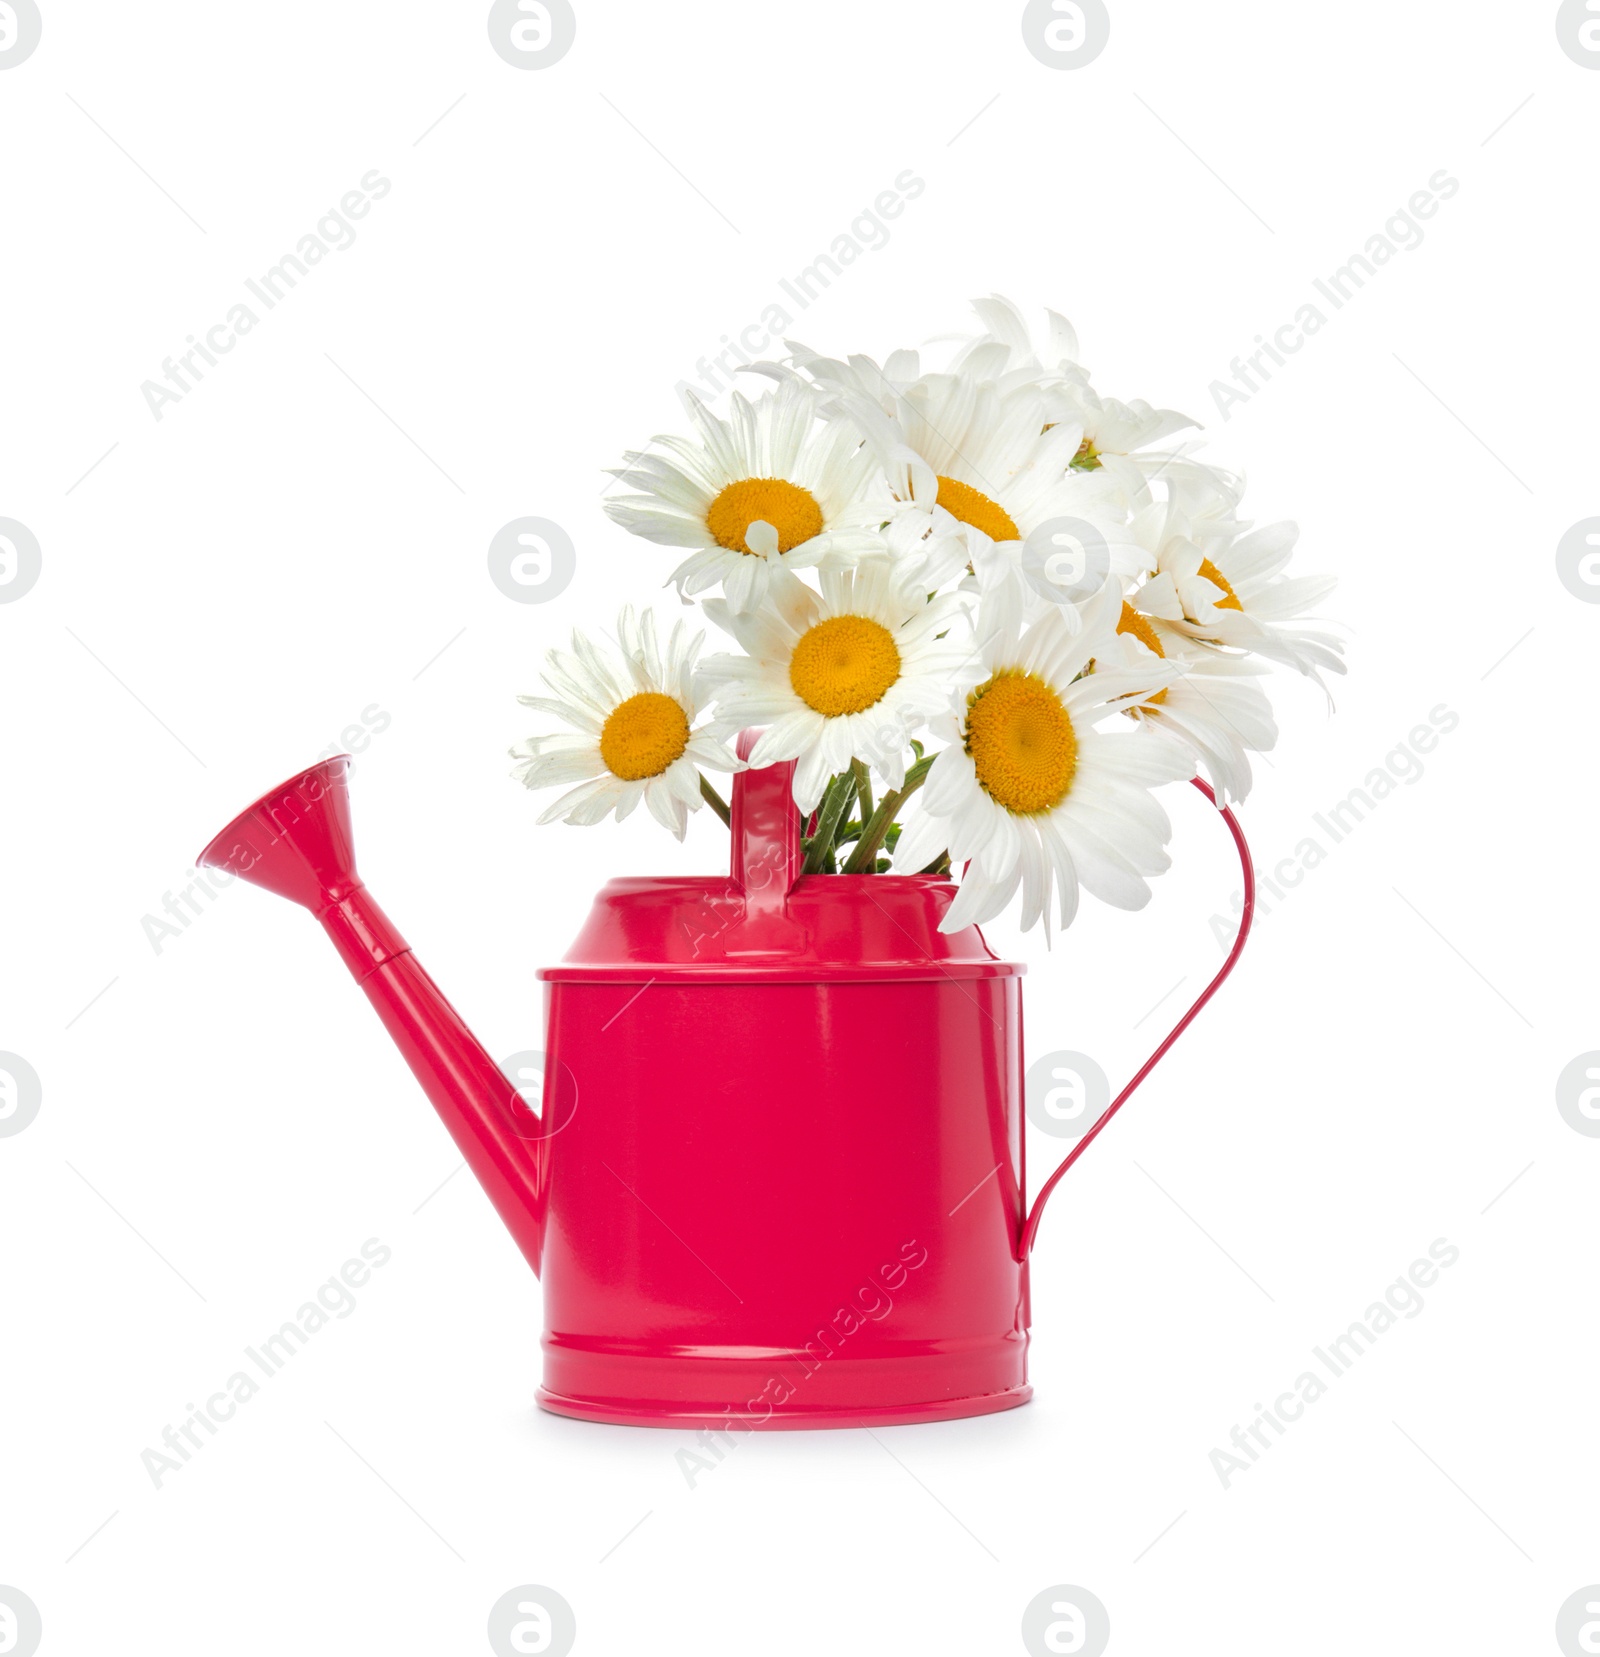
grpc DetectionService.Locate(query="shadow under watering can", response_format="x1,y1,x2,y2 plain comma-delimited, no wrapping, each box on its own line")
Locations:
198,731,1253,1429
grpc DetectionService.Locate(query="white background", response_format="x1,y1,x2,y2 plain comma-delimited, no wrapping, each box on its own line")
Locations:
3,2,1597,1652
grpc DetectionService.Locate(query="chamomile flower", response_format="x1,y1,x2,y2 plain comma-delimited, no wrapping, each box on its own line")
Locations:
838,368,1142,611
511,607,741,839
891,581,1192,935
602,378,884,613
1103,604,1278,807
950,295,1199,497
1132,492,1346,684
696,561,972,814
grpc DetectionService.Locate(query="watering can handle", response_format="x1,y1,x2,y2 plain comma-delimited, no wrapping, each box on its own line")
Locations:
1019,776,1257,1258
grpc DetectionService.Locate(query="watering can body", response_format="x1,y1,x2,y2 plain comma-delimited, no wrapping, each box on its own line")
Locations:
199,742,1251,1429
536,866,1030,1427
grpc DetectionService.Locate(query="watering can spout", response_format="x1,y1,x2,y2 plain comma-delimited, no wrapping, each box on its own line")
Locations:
197,758,548,1275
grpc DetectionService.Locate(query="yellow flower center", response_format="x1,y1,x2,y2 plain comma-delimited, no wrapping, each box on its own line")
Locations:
789,615,902,717
705,477,824,555
598,692,690,781
935,476,1020,542
964,672,1078,815
1117,602,1168,710
1072,436,1102,471
1117,602,1164,657
1196,558,1243,611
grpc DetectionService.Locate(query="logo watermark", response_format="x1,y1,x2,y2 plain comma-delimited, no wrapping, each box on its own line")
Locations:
487,1585,576,1656
487,0,576,70
0,1586,42,1657
1020,0,1110,70
498,1049,579,1138
488,518,575,604
1021,1584,1111,1657
0,1053,41,1139
0,0,42,69
1556,1053,1600,1137
1022,517,1111,608
1557,1586,1600,1655
1025,1049,1109,1140
0,519,41,603
1556,0,1600,68
1556,518,1600,602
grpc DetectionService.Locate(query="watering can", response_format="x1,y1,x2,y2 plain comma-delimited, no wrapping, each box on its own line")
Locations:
198,737,1253,1429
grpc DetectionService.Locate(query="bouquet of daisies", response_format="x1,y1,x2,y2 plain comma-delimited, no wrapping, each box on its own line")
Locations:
512,297,1343,937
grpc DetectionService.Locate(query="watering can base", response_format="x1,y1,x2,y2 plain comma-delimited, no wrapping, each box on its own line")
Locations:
535,1385,1033,1431
534,1341,1033,1430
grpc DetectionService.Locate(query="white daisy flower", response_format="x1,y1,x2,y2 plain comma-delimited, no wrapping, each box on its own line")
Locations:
950,295,1200,499
1102,603,1277,807
602,378,884,613
511,607,742,839
1132,491,1346,685
890,580,1192,936
696,561,973,814
837,366,1144,613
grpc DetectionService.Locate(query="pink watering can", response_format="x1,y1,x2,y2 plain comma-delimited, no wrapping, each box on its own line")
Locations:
199,738,1253,1428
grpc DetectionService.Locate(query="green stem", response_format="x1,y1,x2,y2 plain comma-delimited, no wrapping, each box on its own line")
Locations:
698,774,731,828
841,755,935,873
851,758,874,828
802,772,856,874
